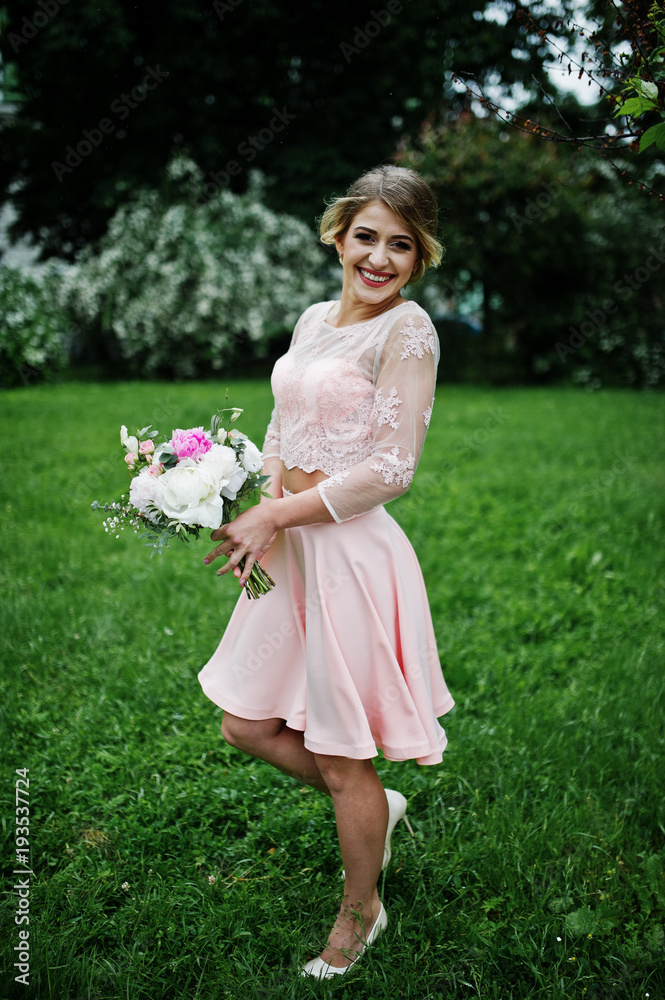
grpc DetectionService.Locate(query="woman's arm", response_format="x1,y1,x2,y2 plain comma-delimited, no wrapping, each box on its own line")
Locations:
315,309,438,523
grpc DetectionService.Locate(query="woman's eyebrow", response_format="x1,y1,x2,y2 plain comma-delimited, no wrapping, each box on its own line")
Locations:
353,226,414,242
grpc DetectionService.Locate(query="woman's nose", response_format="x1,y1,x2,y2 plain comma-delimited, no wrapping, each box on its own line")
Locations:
368,244,389,269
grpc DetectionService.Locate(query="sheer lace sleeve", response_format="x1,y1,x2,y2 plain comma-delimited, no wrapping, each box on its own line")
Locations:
317,308,438,523
262,403,281,459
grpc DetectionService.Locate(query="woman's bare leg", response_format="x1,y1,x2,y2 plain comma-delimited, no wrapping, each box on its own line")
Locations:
221,712,330,794
312,754,389,968
221,717,389,967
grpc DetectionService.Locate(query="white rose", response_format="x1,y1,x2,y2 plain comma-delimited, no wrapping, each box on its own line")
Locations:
129,469,164,525
120,425,139,454
158,458,224,529
240,439,263,474
199,444,247,500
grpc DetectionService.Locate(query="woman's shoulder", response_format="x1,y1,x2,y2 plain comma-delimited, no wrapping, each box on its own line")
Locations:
384,297,434,327
377,298,438,357
291,300,336,345
298,300,337,324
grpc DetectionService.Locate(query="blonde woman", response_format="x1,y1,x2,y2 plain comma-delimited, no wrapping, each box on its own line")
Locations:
199,165,455,978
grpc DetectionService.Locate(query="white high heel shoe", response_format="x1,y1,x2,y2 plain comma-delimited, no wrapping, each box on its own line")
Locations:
383,789,415,869
341,788,414,879
301,902,388,979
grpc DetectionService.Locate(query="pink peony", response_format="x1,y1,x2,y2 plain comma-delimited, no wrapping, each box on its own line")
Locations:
139,440,155,455
170,427,213,461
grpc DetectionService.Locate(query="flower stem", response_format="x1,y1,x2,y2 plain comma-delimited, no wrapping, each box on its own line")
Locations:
239,557,276,599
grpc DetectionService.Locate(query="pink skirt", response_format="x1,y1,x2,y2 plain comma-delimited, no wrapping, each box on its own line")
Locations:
198,497,455,765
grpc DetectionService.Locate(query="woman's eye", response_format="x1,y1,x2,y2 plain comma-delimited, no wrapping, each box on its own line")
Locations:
353,233,411,251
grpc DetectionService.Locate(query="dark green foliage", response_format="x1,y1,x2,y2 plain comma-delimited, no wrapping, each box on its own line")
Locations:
399,113,665,387
0,0,557,258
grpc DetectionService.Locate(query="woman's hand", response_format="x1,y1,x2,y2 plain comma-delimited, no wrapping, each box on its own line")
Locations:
203,503,278,587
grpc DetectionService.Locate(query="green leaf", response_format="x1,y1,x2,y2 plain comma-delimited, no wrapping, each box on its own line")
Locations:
565,906,598,936
615,96,655,118
635,79,658,101
639,122,665,152
565,903,620,937
138,425,152,437
549,895,573,914
642,853,665,906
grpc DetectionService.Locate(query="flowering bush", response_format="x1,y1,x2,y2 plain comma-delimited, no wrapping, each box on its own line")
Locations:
57,156,328,378
0,265,73,387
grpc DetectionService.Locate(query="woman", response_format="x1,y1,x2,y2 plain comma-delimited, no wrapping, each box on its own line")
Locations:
198,165,455,978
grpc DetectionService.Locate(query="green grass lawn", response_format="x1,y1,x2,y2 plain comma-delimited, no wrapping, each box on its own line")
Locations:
1,380,664,1000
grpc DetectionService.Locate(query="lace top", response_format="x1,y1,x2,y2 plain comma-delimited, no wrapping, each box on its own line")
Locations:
262,299,438,523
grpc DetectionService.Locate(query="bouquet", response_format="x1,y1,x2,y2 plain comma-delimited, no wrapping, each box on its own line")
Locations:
91,407,275,599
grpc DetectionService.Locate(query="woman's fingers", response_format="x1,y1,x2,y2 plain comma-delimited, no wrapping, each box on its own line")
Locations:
203,548,224,567
204,525,229,564
204,537,250,584
204,508,277,585
203,537,233,566
237,551,257,587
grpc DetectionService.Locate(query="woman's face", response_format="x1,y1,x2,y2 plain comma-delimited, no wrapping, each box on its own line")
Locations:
335,200,420,304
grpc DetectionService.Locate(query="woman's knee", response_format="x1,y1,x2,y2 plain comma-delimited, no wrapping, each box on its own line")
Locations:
221,713,284,752
313,754,376,795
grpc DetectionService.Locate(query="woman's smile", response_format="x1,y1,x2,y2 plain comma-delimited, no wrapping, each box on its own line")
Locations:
357,266,395,287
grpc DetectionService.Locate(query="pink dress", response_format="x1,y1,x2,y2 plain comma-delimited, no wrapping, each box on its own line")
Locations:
198,299,455,765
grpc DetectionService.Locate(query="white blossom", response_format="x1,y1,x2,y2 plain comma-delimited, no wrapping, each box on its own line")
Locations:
239,439,263,473
56,157,328,378
158,458,225,528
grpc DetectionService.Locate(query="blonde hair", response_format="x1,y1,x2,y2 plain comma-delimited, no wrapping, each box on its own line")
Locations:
319,165,443,284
